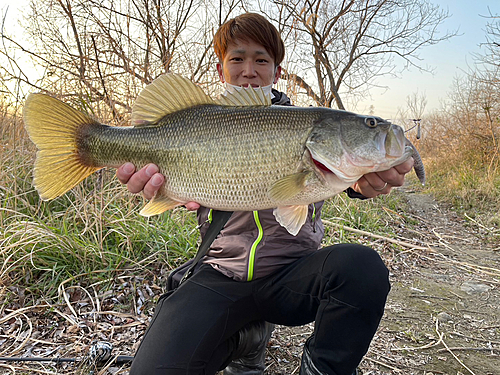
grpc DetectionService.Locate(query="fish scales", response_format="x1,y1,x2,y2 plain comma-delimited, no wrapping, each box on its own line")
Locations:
80,104,321,211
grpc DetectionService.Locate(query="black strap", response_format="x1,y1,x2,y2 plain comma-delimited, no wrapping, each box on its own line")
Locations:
179,210,233,285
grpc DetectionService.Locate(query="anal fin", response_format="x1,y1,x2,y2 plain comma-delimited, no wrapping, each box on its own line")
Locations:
139,194,185,216
273,205,309,236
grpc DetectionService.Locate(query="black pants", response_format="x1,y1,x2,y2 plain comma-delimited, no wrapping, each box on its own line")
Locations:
130,244,390,375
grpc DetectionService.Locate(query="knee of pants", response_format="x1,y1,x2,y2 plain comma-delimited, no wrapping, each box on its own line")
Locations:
321,244,390,308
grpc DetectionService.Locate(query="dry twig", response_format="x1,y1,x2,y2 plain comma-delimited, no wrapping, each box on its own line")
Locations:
435,319,477,375
322,220,429,250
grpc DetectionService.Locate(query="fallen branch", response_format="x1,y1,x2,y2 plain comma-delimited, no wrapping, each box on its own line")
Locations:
436,347,500,353
363,356,403,372
435,319,477,375
322,220,429,250
391,336,443,352
0,305,50,325
451,331,500,345
464,212,500,234
417,253,500,281
453,261,500,277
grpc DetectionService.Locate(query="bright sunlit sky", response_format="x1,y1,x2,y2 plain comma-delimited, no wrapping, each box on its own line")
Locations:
1,0,498,119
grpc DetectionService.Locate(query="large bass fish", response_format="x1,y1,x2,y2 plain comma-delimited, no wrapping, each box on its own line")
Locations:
23,74,425,235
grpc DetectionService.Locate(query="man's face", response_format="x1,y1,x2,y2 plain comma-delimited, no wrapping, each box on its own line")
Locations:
217,38,281,88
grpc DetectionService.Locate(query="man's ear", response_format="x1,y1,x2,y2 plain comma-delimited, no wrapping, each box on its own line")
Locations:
217,63,225,83
273,66,282,84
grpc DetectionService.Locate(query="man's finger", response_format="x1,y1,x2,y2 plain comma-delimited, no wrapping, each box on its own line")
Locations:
393,157,414,175
142,173,165,200
126,164,160,195
185,202,201,211
116,162,136,184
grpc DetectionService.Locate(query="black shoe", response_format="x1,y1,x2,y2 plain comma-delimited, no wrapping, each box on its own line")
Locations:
300,344,361,375
299,345,326,375
223,321,274,375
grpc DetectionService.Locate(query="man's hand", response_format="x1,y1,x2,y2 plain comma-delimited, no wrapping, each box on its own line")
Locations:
117,163,164,200
116,163,200,211
351,157,414,198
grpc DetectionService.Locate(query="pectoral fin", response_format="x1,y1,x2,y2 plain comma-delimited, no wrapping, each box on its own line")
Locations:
139,194,184,216
268,171,312,202
273,205,309,236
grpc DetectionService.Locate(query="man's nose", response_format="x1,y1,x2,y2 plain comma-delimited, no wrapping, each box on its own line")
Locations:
242,62,257,77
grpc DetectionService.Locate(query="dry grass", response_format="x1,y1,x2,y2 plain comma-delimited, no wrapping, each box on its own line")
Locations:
411,107,500,228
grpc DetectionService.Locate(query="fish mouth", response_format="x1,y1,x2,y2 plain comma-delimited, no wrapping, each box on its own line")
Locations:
312,157,333,173
308,148,359,183
307,147,334,174
384,125,405,157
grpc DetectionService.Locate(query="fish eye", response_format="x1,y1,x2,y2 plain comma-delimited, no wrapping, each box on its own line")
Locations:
365,117,378,128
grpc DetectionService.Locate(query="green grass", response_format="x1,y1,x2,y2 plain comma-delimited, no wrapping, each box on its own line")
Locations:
1,174,200,302
320,188,417,247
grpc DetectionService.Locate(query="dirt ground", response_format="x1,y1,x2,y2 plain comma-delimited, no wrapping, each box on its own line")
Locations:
1,188,499,375
265,188,500,375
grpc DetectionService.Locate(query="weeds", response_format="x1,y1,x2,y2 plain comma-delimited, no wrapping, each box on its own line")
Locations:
321,190,415,246
414,78,500,226
421,152,500,227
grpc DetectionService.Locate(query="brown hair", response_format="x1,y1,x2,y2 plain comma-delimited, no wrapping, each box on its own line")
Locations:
213,13,285,67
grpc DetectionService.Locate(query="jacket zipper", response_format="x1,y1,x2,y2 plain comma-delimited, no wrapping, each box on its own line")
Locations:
247,211,263,281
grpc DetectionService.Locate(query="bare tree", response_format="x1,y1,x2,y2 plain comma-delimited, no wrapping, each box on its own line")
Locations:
478,11,500,69
407,91,427,121
261,0,455,109
409,10,499,186
404,90,427,140
470,10,500,169
0,0,246,121
2,0,455,115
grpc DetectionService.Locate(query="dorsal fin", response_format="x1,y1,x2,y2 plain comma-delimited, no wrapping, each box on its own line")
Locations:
132,74,214,126
215,86,272,107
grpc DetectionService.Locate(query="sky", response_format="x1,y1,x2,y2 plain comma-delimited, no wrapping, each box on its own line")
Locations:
0,0,498,120
355,0,498,119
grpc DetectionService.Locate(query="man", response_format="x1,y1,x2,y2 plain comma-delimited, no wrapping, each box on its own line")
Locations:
122,13,414,375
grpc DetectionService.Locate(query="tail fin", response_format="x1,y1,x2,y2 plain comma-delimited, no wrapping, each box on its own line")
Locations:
23,94,102,200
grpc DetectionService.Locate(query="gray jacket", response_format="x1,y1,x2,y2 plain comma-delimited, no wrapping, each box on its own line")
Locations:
198,203,324,281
